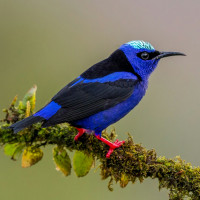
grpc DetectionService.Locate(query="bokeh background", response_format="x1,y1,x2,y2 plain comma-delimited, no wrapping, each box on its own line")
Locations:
0,0,200,199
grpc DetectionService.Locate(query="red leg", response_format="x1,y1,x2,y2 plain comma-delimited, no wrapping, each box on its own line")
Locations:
96,135,125,158
74,128,86,141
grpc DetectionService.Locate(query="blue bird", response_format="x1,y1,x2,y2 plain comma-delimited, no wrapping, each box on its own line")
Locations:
9,40,185,158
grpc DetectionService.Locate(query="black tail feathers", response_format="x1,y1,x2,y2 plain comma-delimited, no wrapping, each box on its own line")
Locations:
9,115,44,133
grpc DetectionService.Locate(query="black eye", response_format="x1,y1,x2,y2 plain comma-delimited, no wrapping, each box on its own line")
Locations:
137,51,160,60
140,52,149,60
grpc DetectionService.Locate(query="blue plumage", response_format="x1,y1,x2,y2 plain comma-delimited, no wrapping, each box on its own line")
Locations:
9,40,185,157
83,72,135,84
33,101,61,120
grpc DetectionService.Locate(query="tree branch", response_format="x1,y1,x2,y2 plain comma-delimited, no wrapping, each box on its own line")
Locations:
0,86,200,200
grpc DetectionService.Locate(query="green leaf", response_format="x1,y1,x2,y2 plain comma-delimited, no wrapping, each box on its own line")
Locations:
10,95,18,107
22,85,37,112
21,146,43,168
73,151,94,177
53,146,72,176
4,143,24,160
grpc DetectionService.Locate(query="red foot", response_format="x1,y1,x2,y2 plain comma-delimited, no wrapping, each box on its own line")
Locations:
74,128,86,141
96,135,125,158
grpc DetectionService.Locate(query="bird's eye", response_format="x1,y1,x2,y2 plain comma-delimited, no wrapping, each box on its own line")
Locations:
140,52,149,60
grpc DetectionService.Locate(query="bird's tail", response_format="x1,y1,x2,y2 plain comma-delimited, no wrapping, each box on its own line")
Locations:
9,115,44,134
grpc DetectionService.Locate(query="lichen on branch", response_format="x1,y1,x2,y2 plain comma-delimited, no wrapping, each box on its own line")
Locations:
0,86,200,200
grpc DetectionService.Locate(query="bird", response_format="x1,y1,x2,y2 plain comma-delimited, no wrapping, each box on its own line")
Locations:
9,40,185,158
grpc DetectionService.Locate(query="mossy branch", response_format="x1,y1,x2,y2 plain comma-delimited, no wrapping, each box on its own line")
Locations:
1,86,200,200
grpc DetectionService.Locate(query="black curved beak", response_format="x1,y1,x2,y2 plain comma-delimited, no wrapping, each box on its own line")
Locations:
153,51,186,60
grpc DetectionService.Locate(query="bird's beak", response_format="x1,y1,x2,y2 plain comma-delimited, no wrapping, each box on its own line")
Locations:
153,51,186,60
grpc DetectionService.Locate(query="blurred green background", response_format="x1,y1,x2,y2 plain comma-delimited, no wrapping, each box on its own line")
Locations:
0,0,200,199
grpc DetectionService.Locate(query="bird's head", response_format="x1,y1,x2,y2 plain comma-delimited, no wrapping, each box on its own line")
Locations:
119,40,185,79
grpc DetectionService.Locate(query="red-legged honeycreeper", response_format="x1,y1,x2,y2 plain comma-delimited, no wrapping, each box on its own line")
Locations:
9,40,185,158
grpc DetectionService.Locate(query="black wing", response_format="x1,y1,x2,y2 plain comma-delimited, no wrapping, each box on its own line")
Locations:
42,78,138,127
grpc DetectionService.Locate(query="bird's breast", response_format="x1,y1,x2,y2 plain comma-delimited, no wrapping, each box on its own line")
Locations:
112,80,148,114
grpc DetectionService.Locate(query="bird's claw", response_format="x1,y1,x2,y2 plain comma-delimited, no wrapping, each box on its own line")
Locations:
95,135,125,158
106,140,125,158
74,128,86,141
74,134,80,141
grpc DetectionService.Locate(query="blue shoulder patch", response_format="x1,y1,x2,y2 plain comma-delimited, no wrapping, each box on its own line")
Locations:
34,101,61,120
82,72,137,83
68,77,84,87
